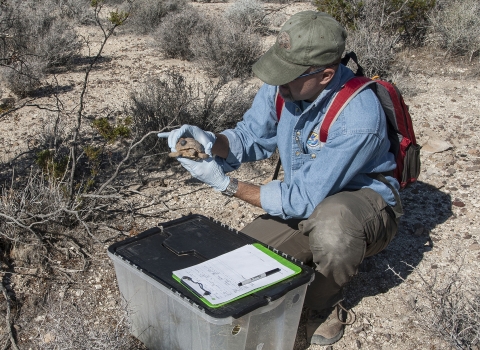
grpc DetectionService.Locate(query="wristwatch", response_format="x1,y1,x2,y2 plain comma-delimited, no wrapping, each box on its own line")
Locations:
221,178,238,197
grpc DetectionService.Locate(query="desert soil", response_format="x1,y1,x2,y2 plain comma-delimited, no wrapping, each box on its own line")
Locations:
1,2,480,350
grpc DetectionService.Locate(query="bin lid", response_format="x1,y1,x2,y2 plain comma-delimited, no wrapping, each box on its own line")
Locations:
108,214,314,319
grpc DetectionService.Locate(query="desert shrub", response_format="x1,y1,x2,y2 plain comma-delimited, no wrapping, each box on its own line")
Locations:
190,80,257,132
427,0,480,60
154,5,205,60
92,116,133,143
316,0,435,46
0,172,71,251
38,18,83,67
0,0,83,96
344,23,397,77
225,0,270,33
2,58,46,97
126,0,187,34
261,0,292,3
270,12,288,27
190,20,263,79
405,262,480,349
332,0,422,77
129,69,256,150
316,0,364,29
57,0,96,25
129,71,197,138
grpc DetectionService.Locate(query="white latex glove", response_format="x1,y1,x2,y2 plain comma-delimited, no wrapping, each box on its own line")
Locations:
164,125,216,156
177,157,230,192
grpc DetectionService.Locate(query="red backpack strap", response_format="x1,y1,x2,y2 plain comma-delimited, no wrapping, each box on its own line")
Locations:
319,76,375,143
275,90,285,121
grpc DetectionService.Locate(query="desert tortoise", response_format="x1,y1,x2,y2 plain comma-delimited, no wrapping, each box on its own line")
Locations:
168,137,209,160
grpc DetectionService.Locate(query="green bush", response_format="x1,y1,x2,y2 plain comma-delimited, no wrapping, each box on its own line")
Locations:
36,149,69,179
92,117,132,144
316,0,364,30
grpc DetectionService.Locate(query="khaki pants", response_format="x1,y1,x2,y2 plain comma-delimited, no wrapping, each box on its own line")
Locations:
241,188,399,311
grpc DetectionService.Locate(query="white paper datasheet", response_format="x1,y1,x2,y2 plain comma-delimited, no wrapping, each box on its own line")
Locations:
173,244,295,305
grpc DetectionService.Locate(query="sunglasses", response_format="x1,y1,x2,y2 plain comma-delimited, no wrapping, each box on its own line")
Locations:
294,65,334,80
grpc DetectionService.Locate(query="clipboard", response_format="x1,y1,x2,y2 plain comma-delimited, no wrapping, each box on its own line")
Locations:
172,243,302,308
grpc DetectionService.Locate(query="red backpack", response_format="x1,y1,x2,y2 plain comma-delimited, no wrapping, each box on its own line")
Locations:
275,58,421,189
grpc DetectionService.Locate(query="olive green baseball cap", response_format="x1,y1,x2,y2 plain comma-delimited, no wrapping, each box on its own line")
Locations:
252,11,347,86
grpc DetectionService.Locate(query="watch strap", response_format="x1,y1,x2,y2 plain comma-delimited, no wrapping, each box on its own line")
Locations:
221,178,238,197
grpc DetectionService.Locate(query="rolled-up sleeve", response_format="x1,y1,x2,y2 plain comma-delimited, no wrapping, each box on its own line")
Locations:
260,180,284,217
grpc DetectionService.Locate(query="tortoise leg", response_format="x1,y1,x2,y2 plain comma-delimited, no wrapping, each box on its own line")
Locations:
168,151,182,158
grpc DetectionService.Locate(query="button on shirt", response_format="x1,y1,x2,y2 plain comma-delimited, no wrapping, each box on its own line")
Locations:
220,64,399,220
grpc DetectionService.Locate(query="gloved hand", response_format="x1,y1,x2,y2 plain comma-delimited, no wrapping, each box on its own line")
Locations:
177,157,230,192
166,125,216,156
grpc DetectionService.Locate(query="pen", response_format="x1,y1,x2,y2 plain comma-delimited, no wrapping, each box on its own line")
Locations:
238,268,281,286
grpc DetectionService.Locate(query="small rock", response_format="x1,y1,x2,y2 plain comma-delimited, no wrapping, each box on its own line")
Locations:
34,315,46,322
44,333,55,343
469,243,480,251
452,200,465,207
406,294,417,310
446,168,456,175
94,284,102,290
75,289,84,296
128,184,142,191
352,325,364,333
431,264,438,269
356,339,362,349
422,138,453,153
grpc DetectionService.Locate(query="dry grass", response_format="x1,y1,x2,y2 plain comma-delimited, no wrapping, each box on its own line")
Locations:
389,261,480,349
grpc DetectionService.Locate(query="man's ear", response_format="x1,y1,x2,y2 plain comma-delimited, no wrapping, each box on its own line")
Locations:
319,68,336,85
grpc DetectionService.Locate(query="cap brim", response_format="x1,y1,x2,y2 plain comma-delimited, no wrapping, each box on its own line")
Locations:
253,46,309,86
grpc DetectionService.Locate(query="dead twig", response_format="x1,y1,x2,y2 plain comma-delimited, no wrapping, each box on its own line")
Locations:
0,282,19,350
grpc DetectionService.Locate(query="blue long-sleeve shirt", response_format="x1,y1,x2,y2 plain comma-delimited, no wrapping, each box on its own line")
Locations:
220,64,399,219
